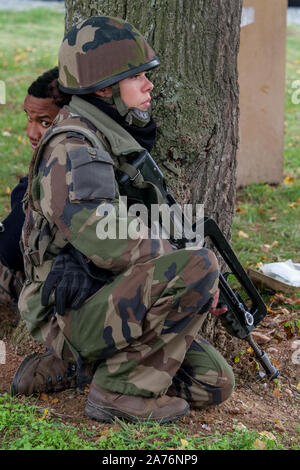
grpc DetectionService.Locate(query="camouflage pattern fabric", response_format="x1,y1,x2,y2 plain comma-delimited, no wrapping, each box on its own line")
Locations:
19,97,234,404
0,262,23,306
168,337,235,407
58,16,159,94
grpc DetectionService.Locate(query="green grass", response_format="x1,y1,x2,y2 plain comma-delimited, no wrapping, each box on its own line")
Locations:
0,393,290,450
232,24,300,271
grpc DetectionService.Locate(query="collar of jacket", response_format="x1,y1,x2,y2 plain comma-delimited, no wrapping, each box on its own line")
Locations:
67,95,145,157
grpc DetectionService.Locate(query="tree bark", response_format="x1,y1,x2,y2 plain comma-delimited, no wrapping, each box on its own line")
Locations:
64,0,242,350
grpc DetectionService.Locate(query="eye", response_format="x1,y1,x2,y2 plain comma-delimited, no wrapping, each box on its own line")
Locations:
41,120,52,128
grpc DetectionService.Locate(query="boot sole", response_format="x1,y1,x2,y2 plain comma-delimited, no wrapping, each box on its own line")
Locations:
84,399,190,424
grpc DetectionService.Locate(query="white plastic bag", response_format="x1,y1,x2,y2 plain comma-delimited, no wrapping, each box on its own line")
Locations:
260,259,300,287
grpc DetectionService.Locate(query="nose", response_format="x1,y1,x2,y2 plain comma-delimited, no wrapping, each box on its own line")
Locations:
26,121,41,143
143,76,154,92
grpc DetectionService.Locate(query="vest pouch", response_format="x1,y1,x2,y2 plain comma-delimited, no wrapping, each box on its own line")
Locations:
68,146,116,201
23,211,57,283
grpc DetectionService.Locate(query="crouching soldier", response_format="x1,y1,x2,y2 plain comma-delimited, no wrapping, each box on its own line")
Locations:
11,16,234,423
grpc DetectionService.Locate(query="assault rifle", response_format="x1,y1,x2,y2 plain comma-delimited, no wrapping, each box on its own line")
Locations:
117,150,279,380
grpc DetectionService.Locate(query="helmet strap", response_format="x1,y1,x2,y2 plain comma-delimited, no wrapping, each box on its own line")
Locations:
112,82,129,116
111,82,151,128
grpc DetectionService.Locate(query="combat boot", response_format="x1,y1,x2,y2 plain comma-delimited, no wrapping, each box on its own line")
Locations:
11,350,77,396
84,381,190,424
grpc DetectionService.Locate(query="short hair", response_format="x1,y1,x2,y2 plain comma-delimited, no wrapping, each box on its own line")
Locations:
27,67,70,108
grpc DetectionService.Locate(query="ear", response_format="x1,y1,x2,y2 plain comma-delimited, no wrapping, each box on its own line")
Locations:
95,87,113,98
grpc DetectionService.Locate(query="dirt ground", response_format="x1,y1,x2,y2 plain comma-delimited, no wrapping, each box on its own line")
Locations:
0,297,299,449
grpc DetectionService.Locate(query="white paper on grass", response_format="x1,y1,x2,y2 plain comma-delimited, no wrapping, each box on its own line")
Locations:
260,259,300,287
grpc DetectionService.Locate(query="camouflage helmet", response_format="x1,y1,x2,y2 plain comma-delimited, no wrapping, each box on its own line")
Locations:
58,16,160,94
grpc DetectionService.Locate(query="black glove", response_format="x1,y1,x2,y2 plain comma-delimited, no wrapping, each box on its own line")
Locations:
41,244,111,316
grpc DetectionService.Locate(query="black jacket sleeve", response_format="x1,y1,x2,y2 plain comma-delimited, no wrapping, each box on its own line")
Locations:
0,175,28,271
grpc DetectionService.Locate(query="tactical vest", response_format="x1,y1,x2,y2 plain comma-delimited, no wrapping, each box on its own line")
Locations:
23,96,165,285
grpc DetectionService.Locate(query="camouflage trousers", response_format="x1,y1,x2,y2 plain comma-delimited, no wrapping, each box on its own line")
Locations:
25,247,235,407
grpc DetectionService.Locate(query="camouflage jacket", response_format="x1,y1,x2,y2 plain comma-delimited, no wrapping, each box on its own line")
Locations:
19,96,172,332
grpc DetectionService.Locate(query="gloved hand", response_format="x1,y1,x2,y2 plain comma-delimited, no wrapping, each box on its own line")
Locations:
41,244,111,316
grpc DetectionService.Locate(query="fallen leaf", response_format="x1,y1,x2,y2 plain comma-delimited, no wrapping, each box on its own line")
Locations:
5,187,11,195
267,307,280,315
253,439,267,450
259,431,276,441
260,244,271,253
271,359,281,368
235,422,247,431
236,207,246,214
249,223,263,231
238,230,249,239
273,422,285,432
273,388,281,399
251,332,272,344
38,409,49,421
40,393,49,402
283,175,294,185
50,397,59,404
259,241,278,252
284,321,295,339
296,382,300,392
180,438,188,450
273,332,284,343
272,293,300,305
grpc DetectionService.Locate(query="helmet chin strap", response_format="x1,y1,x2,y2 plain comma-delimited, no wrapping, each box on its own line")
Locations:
111,82,151,128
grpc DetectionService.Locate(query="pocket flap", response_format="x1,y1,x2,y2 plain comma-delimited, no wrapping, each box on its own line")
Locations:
69,146,114,169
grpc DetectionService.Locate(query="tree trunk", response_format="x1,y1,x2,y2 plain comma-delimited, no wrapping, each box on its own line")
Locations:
64,0,242,351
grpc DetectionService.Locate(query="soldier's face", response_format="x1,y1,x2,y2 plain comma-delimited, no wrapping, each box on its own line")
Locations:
24,94,60,150
119,72,154,110
96,72,154,111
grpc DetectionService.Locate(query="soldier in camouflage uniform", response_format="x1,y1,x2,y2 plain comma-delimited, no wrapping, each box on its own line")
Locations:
11,16,234,423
